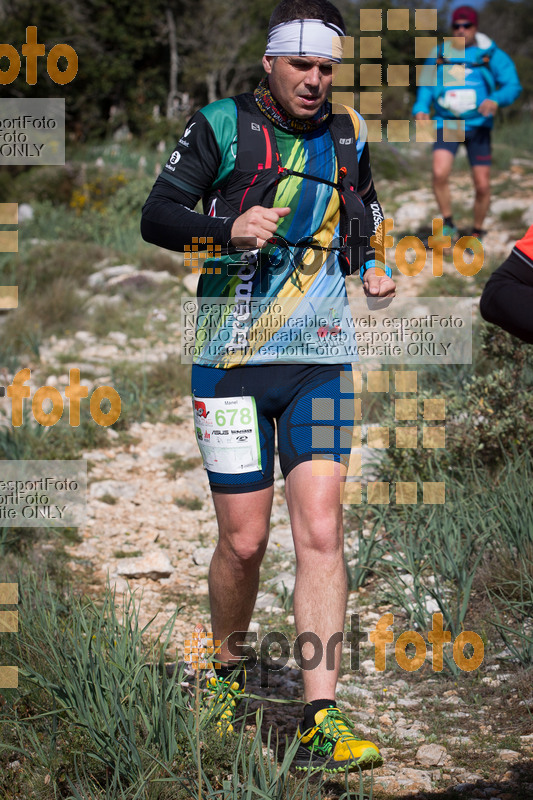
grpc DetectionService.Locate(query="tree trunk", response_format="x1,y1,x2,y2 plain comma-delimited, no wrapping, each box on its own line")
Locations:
166,8,179,119
206,71,218,104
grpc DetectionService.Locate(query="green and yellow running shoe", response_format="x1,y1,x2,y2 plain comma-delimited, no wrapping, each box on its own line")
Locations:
293,707,383,773
202,673,245,734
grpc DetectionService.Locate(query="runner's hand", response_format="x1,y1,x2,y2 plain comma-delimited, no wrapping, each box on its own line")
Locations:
362,267,396,297
230,206,291,249
415,112,430,120
478,99,498,117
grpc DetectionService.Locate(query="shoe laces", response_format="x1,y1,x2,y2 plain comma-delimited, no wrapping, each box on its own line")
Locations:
316,708,357,742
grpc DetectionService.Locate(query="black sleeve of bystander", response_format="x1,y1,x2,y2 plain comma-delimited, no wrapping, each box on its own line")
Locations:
480,248,533,344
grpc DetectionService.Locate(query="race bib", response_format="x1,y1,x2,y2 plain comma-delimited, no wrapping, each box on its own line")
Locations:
192,395,261,474
441,89,477,116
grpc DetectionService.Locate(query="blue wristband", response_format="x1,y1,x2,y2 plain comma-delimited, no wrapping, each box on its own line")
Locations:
359,260,392,282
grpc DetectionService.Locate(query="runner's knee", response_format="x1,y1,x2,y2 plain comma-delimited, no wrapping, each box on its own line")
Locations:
217,527,269,565
474,178,490,197
433,168,450,186
295,515,343,558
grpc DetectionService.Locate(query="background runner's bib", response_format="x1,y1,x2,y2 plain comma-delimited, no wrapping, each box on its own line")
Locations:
440,88,478,115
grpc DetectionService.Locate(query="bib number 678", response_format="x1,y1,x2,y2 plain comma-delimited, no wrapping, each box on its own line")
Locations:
215,408,252,427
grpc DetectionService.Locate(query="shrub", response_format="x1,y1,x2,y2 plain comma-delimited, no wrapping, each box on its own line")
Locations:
376,324,533,483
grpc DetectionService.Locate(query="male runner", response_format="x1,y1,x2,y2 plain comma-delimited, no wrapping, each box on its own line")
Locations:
142,0,394,773
413,5,521,241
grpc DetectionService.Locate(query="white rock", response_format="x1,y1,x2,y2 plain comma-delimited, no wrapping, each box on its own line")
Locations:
416,743,450,766
115,550,173,579
108,576,129,593
497,749,521,763
107,270,175,289
269,525,294,551
192,546,215,566
360,658,378,675
393,201,431,230
183,273,199,294
81,451,109,461
374,767,432,792
87,295,123,312
443,694,464,705
174,469,209,500
339,685,373,701
448,736,472,746
254,593,281,611
88,265,138,288
395,767,432,791
397,697,420,708
90,480,140,500
395,723,425,742
18,204,34,222
391,679,409,691
81,344,120,360
147,440,198,459
267,571,295,594
511,157,533,167
74,330,96,343
462,772,484,782
491,197,525,215
107,331,128,347
522,202,533,227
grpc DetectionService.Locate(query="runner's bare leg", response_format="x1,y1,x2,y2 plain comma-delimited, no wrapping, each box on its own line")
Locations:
472,164,491,231
432,149,455,221
285,459,347,702
210,486,273,663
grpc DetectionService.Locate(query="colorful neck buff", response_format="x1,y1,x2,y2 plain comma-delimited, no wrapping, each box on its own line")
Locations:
254,76,330,133
265,19,344,61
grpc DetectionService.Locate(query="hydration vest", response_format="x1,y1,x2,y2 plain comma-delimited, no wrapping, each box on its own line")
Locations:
203,93,370,273
435,43,497,95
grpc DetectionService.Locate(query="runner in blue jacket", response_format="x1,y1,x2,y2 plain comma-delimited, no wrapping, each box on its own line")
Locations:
413,5,521,241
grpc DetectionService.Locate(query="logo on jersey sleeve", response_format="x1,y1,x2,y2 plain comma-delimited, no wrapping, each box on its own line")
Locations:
165,150,181,171
179,122,196,146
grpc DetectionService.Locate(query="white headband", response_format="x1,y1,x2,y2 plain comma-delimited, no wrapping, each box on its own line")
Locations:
265,19,344,62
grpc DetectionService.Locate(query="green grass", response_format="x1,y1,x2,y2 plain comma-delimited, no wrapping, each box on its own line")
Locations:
0,409,109,461
492,116,533,171
110,358,191,428
164,454,202,478
174,497,203,511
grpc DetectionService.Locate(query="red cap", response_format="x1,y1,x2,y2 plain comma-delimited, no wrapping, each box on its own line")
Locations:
452,6,478,26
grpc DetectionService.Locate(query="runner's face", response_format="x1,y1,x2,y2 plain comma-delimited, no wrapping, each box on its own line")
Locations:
452,20,477,48
262,55,334,119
